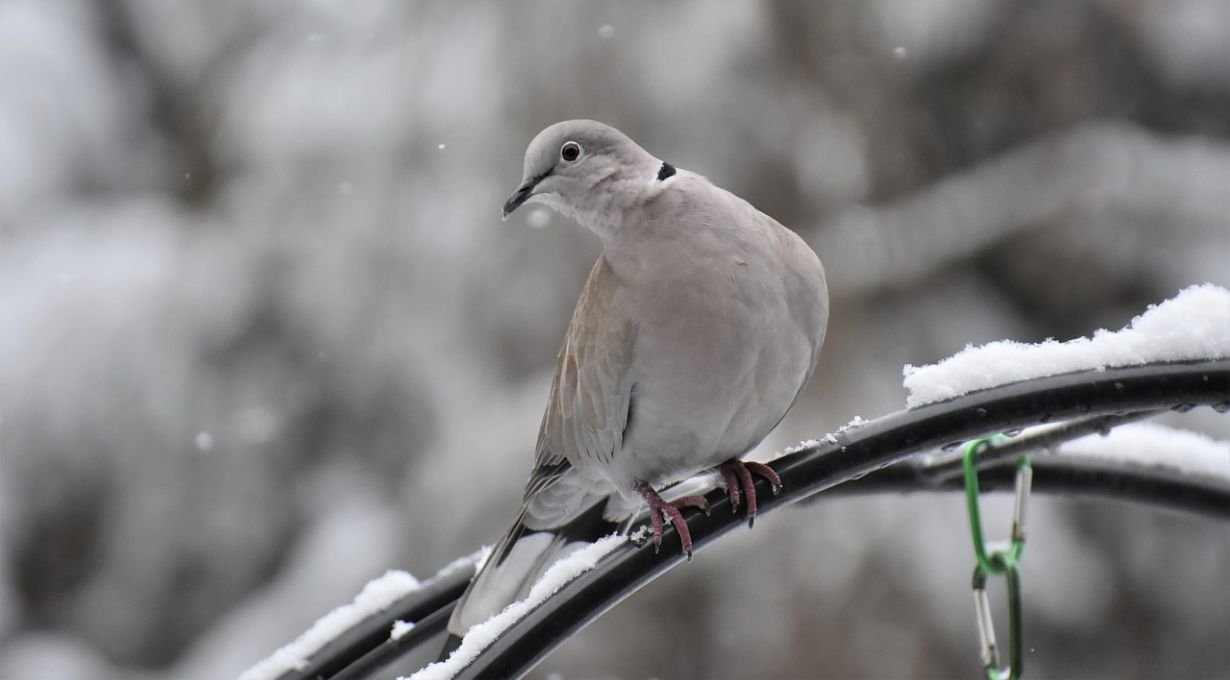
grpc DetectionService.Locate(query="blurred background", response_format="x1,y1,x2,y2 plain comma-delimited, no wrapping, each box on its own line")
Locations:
1,1,1228,678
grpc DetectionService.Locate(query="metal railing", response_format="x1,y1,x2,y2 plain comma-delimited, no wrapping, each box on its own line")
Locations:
275,358,1229,680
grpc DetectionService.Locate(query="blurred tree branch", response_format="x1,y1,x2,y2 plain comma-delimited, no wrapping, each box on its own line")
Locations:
813,122,1230,296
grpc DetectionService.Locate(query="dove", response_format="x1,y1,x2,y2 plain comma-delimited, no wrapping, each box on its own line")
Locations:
447,119,828,638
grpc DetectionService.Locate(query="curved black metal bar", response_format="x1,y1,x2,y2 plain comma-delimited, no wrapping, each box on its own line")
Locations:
838,453,1230,516
293,445,1230,679
330,607,452,680
269,359,1228,679
451,359,1229,679
834,406,1228,516
900,410,1164,484
276,563,474,680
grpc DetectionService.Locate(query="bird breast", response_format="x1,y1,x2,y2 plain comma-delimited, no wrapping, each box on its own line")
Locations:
610,235,815,488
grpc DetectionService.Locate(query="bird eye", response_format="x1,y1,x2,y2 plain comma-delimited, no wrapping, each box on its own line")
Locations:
560,141,582,162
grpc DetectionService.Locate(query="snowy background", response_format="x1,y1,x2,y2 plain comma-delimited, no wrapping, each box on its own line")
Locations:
2,1,1229,678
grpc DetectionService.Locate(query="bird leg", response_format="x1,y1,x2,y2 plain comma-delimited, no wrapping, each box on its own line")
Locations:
718,459,783,528
635,481,695,559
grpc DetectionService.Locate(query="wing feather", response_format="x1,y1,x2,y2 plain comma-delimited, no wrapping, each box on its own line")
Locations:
523,255,637,502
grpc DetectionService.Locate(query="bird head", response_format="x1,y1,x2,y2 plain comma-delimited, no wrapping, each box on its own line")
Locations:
502,120,662,232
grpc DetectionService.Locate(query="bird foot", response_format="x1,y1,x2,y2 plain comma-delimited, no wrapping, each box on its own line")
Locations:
670,494,711,516
718,459,783,528
635,481,699,559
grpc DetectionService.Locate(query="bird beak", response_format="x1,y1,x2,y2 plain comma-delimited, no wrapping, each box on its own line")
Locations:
502,168,553,220
502,180,535,220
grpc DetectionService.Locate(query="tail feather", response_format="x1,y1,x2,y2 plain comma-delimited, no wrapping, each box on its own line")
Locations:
447,498,623,637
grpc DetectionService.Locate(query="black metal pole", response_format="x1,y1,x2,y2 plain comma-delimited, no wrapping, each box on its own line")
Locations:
277,562,474,680
456,359,1229,679
271,359,1228,680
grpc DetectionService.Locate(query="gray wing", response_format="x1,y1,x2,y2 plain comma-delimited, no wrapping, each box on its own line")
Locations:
523,255,638,507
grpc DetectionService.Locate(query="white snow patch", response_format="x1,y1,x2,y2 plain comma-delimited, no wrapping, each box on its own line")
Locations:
406,534,627,680
843,415,869,430
239,569,421,680
629,524,652,544
903,284,1230,408
390,620,415,640
819,415,871,445
1060,422,1230,481
783,439,821,454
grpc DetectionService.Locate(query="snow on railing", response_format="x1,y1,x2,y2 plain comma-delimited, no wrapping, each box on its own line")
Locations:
903,284,1230,407
408,536,626,680
1060,422,1229,481
241,549,489,680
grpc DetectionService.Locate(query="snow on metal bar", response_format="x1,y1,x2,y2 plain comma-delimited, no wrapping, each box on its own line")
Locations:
904,284,1230,408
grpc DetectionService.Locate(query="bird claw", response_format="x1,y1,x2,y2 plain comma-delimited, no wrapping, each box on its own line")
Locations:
635,481,694,558
719,459,783,528
633,462,779,556
671,494,710,517
721,466,741,513
743,460,783,495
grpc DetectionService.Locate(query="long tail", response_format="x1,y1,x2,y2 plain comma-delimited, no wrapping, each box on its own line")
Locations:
446,493,625,643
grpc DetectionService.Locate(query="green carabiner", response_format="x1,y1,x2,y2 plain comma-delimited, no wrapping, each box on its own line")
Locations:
962,435,1032,680
962,436,1027,574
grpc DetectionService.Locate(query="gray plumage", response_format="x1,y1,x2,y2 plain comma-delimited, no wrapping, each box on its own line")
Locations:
449,120,828,636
